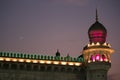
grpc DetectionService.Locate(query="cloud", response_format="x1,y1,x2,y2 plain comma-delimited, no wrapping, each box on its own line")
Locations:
52,0,89,6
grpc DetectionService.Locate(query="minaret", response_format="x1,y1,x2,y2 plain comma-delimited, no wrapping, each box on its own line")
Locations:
83,10,114,80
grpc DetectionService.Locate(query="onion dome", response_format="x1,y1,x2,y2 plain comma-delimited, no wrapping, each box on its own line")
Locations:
88,9,107,44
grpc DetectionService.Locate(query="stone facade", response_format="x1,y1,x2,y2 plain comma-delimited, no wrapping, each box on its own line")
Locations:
0,61,86,80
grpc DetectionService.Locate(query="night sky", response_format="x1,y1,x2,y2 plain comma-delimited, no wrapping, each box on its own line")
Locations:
0,0,120,80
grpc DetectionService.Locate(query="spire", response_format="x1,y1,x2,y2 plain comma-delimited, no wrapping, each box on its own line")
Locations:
96,8,98,21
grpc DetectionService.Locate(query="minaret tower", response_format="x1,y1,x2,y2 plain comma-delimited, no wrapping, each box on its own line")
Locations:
83,10,114,80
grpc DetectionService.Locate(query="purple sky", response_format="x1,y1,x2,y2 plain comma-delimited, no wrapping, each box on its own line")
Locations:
0,0,120,79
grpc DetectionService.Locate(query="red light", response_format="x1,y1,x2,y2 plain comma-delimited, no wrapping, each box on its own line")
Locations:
89,30,107,43
90,55,95,62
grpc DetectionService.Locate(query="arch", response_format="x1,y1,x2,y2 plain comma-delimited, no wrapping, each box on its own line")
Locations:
14,53,16,57
47,66,52,71
61,67,66,72
0,52,2,56
73,68,78,72
40,66,45,71
17,53,19,58
19,64,25,70
54,67,59,71
26,64,32,71
33,64,39,71
67,67,73,72
20,53,23,58
11,63,17,70
3,63,9,69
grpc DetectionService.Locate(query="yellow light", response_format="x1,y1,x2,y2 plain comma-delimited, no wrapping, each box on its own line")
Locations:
91,42,95,46
105,59,108,62
61,62,67,65
5,58,11,61
32,60,38,63
68,62,74,66
26,59,31,63
108,44,111,47
103,42,107,46
18,59,24,62
93,59,95,62
100,58,103,62
96,42,100,46
75,62,81,66
0,57,4,61
87,44,90,47
46,61,52,64
39,60,45,64
12,58,17,62
88,60,91,63
53,61,59,65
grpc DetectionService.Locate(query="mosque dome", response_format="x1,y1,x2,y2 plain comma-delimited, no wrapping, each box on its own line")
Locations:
88,10,107,44
88,21,107,44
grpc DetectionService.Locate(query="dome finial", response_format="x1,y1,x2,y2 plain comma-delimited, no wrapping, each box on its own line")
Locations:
96,8,98,21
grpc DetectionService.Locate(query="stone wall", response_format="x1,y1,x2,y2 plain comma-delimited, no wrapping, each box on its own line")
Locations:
0,61,86,80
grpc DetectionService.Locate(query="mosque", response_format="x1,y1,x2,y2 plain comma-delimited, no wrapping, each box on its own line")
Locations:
0,10,114,80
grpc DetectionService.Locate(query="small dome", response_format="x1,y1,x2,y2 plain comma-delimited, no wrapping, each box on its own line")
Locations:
55,50,60,57
88,21,107,44
88,21,107,33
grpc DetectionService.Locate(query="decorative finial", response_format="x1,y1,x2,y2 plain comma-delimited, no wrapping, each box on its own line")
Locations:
96,8,98,21
56,49,60,56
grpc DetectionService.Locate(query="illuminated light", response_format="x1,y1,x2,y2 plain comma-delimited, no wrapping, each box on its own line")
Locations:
68,62,74,66
39,60,45,64
33,60,38,63
91,43,95,46
18,59,24,62
87,44,91,47
0,57,4,61
93,59,95,62
61,62,67,65
53,61,59,65
12,58,17,62
46,61,52,64
95,54,100,61
100,58,103,62
83,48,114,53
88,60,91,63
104,58,108,62
96,42,100,46
108,44,111,47
103,42,107,46
90,55,95,62
75,62,81,66
5,58,11,61
26,59,31,63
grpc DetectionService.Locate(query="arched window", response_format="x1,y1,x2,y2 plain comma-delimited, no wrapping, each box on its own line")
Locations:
61,67,65,72
102,54,106,61
26,64,32,71
90,55,95,62
95,54,100,61
40,66,45,71
33,65,39,71
67,67,72,72
47,66,52,71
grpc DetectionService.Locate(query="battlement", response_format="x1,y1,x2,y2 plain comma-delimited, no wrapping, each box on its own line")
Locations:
0,52,84,66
